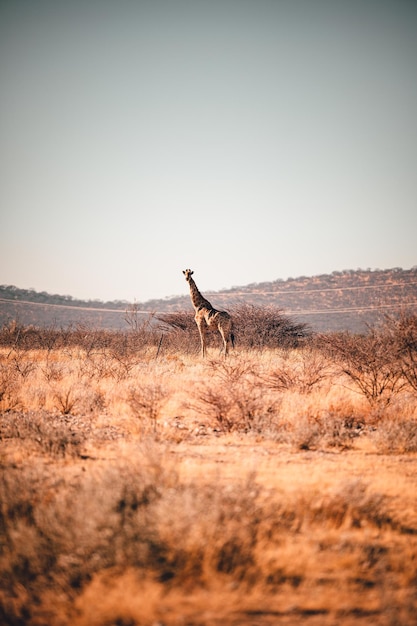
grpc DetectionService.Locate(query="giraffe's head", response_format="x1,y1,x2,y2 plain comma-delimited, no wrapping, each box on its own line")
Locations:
183,269,194,282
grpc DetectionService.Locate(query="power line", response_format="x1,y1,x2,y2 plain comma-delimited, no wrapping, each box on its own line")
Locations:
1,297,417,318
206,280,417,298
0,298,127,314
287,302,417,316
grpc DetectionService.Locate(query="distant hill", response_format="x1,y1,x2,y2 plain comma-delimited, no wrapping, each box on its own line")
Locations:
1,267,417,333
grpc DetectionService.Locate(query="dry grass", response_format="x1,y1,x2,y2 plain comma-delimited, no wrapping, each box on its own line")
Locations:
1,324,417,625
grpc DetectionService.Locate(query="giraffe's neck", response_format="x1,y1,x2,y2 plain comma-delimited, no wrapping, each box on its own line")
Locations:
188,277,213,311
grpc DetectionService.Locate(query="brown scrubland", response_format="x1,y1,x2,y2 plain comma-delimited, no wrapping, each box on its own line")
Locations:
1,307,417,625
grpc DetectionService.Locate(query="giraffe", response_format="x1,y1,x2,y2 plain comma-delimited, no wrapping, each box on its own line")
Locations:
183,269,234,357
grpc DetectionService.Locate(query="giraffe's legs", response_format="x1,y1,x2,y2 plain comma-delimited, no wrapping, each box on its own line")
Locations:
197,323,207,357
218,327,229,356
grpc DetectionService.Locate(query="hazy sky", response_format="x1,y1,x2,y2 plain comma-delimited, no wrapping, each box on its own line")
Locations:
1,0,416,303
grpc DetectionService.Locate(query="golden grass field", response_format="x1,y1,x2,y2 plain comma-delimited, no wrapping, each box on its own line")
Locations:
1,328,417,625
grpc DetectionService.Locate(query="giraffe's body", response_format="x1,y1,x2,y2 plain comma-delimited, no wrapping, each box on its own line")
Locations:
183,269,234,357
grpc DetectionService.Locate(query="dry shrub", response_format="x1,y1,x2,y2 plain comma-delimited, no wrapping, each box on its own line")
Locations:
0,466,55,624
305,480,392,530
0,347,108,416
372,417,417,454
150,471,262,585
157,310,225,355
384,312,417,393
128,380,170,434
0,319,162,363
230,303,309,349
71,471,262,625
290,415,322,450
9,350,37,380
0,450,263,624
0,411,86,457
76,352,119,381
188,359,280,433
73,572,165,626
42,359,65,382
0,344,39,413
0,445,415,626
258,480,394,534
0,362,22,412
71,331,149,381
50,380,105,416
1,321,417,624
292,409,365,451
319,328,406,406
0,448,170,624
52,384,80,415
0,320,41,350
265,346,332,394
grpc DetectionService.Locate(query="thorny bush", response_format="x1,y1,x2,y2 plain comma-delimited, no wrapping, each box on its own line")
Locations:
188,359,280,433
318,327,406,406
383,312,417,393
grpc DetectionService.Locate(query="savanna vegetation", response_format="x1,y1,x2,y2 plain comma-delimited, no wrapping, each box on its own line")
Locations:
2,266,417,332
1,306,417,625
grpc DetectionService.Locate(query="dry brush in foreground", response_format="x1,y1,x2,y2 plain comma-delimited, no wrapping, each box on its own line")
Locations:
1,314,417,625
